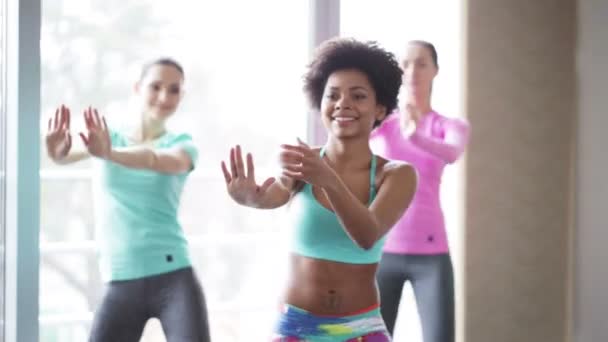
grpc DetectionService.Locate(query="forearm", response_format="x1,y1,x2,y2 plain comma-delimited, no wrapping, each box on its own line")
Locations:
322,178,381,250
410,121,469,163
50,150,90,165
410,133,462,163
107,146,157,170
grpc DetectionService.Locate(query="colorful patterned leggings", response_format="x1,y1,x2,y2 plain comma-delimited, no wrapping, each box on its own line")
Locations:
272,303,391,341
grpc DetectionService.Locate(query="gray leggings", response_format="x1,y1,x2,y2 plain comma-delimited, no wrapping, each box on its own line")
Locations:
376,253,454,342
89,267,211,342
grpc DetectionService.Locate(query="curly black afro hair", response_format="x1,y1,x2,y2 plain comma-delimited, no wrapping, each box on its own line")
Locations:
303,38,403,126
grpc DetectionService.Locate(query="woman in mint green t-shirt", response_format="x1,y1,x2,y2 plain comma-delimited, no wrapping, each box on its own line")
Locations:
45,58,210,342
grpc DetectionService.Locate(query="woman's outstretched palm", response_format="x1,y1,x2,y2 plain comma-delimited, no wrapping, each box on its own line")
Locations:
46,105,72,161
79,107,112,159
221,145,275,207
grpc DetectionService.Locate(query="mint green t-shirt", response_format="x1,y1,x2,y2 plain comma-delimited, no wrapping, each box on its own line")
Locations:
93,129,198,281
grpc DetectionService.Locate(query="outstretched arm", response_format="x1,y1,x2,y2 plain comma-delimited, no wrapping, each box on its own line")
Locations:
80,107,195,174
221,145,291,209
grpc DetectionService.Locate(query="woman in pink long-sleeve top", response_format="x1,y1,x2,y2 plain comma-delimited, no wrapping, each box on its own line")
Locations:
370,40,470,342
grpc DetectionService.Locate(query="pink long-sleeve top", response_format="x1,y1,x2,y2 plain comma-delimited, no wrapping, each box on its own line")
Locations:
370,111,470,254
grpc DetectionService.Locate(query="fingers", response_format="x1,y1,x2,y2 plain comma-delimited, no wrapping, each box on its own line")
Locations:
60,105,67,129
246,153,255,180
235,145,245,178
229,148,238,178
83,106,100,129
63,105,71,130
79,132,89,146
66,131,72,149
280,144,310,155
282,169,303,180
220,161,232,184
53,107,60,130
279,150,303,165
283,163,304,174
258,177,275,193
93,108,102,128
83,108,93,130
49,105,70,133
296,137,310,148
101,116,108,132
228,145,257,180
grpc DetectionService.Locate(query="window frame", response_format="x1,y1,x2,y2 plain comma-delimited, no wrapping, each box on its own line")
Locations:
4,0,42,341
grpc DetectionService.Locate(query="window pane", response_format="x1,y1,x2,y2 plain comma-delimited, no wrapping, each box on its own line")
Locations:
41,1,309,341
40,179,95,242
39,179,100,339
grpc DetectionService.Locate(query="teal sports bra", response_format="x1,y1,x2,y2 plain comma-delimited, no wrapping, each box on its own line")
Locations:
289,147,386,264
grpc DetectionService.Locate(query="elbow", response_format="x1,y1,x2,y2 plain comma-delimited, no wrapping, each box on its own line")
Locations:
354,229,382,250
355,218,385,250
358,241,376,251
443,150,464,164
356,236,380,250
150,151,194,174
445,154,459,164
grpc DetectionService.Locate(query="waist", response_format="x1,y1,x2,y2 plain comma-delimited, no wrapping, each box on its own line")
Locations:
283,254,379,316
97,218,187,248
99,244,191,281
410,190,442,209
99,210,181,229
280,302,380,318
384,218,450,254
394,203,445,230
275,302,388,340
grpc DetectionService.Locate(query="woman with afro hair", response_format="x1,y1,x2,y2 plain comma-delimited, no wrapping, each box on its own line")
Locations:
221,38,417,341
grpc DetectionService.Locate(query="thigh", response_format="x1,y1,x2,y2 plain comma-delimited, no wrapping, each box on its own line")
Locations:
153,268,211,342
410,254,455,342
376,252,408,335
88,280,148,342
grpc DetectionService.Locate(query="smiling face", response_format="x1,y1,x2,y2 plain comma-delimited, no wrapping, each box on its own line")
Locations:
135,63,184,121
320,68,386,140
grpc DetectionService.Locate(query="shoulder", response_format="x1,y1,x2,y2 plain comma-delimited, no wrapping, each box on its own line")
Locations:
375,156,417,188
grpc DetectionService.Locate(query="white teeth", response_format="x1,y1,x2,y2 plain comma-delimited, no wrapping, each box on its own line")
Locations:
334,117,355,122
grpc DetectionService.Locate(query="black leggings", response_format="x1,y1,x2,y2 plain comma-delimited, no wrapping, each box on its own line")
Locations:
89,267,211,342
376,253,454,342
